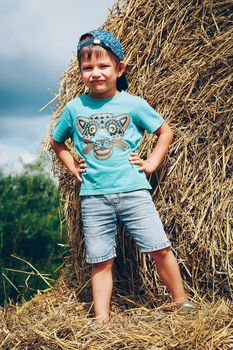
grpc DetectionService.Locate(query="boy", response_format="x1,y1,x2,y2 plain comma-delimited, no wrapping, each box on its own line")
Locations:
50,29,195,324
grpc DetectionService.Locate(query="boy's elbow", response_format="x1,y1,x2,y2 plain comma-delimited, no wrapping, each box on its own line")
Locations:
50,136,55,147
163,123,173,144
169,127,174,144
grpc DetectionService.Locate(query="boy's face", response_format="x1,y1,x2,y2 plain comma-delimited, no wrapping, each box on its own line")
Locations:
80,47,125,99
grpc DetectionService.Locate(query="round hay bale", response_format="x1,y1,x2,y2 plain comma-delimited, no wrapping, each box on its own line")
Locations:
44,0,233,300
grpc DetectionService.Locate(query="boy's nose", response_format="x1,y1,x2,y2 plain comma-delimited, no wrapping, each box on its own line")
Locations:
91,67,101,78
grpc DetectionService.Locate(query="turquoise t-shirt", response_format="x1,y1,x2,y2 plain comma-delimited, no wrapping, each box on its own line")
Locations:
52,91,165,195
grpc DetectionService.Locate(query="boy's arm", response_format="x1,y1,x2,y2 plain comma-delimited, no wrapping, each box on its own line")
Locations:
129,122,173,174
50,137,87,182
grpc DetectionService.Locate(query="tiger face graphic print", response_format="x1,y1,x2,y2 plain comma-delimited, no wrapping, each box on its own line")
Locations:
77,113,130,160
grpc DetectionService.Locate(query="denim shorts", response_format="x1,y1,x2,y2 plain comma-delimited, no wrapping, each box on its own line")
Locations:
80,189,171,264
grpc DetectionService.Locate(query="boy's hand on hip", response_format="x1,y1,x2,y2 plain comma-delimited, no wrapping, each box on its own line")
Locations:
73,158,87,182
129,152,156,174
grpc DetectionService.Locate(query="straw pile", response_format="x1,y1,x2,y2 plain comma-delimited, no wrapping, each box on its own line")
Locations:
45,0,232,300
1,279,232,349
1,2,232,348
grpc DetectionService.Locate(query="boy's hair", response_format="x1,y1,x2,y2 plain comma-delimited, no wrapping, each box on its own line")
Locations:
77,29,128,91
77,35,109,64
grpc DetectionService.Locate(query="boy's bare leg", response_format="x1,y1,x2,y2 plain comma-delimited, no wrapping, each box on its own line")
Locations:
149,247,187,302
91,258,114,324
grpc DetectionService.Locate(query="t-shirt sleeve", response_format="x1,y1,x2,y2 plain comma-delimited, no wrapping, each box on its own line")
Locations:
52,105,73,142
135,98,165,133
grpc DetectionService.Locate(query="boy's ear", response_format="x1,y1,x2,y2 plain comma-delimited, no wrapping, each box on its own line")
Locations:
117,61,126,78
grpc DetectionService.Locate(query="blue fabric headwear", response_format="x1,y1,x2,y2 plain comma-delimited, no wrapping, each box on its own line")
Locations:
77,29,125,61
77,29,128,91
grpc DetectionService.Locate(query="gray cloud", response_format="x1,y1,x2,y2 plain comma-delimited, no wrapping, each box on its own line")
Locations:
0,115,50,151
0,55,60,115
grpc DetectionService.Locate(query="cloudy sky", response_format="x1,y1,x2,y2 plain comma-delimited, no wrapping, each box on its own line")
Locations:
0,0,116,172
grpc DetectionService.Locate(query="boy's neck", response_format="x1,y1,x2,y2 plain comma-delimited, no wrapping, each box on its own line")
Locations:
88,89,120,100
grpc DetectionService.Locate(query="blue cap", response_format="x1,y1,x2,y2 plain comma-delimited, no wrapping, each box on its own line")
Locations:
77,29,125,61
77,29,128,91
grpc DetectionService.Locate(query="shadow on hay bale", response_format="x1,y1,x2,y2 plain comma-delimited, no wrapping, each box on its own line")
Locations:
43,0,232,301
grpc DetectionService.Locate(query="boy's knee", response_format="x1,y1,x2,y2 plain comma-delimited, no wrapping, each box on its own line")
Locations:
92,258,114,271
149,247,171,260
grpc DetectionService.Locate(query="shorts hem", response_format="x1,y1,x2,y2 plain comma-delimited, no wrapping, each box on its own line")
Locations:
86,253,117,264
140,241,171,253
